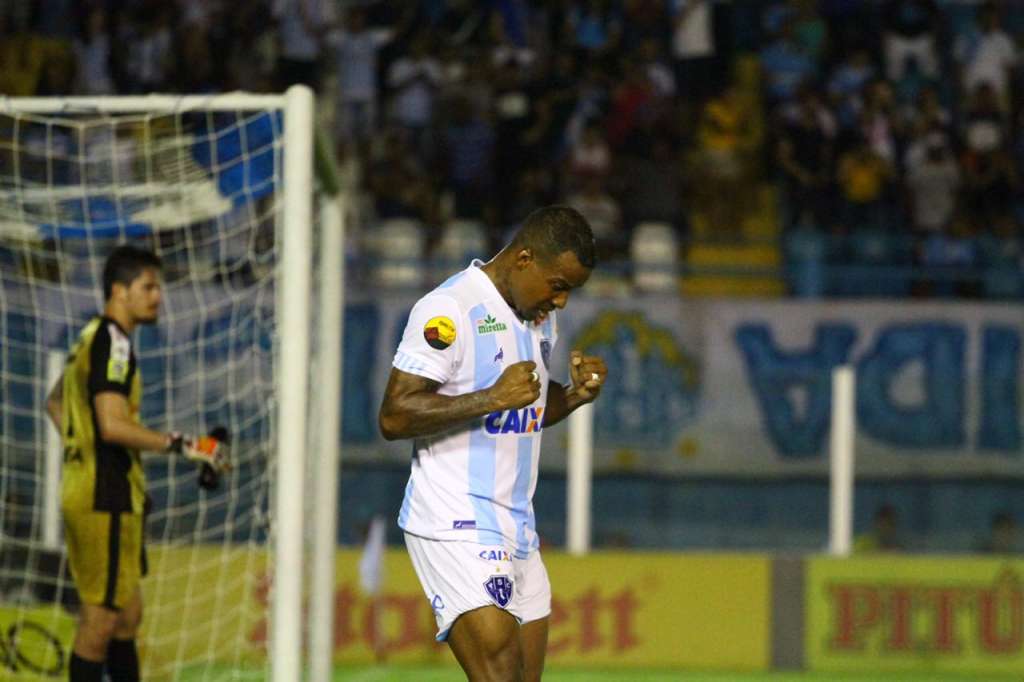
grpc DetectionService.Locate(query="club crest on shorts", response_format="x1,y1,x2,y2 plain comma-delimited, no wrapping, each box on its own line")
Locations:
484,575,514,608
540,339,551,369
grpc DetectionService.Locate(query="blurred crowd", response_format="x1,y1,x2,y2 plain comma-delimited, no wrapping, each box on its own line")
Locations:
3,0,1024,293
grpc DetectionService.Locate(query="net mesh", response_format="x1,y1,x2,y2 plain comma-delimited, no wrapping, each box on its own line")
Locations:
0,102,303,680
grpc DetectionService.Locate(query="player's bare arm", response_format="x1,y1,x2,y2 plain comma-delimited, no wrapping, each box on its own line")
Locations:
543,349,608,427
92,391,229,470
46,378,62,432
379,361,542,441
94,391,171,452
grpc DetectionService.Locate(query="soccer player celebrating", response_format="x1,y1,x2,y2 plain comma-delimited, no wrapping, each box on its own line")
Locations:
379,206,607,681
45,245,228,682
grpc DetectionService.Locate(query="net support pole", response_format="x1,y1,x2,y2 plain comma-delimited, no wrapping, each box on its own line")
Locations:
273,84,315,682
567,402,594,556
309,193,344,682
829,365,856,557
42,351,63,550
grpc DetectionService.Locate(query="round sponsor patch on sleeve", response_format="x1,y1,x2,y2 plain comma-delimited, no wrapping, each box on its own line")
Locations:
423,316,456,350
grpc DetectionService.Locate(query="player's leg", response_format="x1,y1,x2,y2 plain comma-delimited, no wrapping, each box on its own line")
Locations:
448,605,524,682
520,617,549,682
106,512,145,682
71,603,118,680
65,509,117,680
404,533,525,681
66,510,145,682
515,550,553,682
107,586,143,682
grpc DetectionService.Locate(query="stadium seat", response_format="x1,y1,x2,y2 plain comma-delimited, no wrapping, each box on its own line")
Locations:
631,222,679,292
365,218,425,288
978,234,1023,298
434,219,487,280
783,228,826,297
843,228,909,297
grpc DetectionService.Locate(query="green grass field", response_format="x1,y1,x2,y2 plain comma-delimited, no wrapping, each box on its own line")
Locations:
333,667,1015,679
330,668,1021,682
175,666,1023,682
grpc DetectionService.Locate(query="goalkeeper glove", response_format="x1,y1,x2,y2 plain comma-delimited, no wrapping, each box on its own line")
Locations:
166,428,230,490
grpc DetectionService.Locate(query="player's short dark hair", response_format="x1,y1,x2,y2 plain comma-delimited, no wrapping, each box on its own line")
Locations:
512,205,596,269
102,244,162,300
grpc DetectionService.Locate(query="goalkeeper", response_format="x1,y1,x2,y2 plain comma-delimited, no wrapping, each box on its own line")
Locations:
44,245,229,682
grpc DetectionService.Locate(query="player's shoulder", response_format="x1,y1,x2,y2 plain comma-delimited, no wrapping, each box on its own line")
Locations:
76,316,104,342
416,267,482,310
92,317,133,357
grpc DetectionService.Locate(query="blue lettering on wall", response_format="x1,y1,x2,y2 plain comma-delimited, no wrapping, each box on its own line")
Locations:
979,325,1020,452
856,323,965,448
735,323,856,457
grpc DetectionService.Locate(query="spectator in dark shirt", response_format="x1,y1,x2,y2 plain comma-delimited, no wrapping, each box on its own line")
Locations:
621,135,687,234
778,91,834,230
962,83,1016,232
440,94,496,224
854,504,905,553
366,129,439,226
977,512,1021,554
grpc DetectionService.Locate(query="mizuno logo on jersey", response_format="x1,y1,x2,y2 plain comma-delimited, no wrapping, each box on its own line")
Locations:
483,406,544,435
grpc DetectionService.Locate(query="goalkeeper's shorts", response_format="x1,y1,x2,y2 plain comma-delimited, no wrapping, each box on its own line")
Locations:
64,510,147,610
404,532,551,642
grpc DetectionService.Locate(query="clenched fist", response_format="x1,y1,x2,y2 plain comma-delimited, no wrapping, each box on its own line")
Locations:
569,350,607,403
488,361,542,410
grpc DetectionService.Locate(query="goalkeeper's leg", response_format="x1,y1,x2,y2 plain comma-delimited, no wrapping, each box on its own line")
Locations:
68,589,141,682
70,604,116,681
66,510,145,681
107,587,143,682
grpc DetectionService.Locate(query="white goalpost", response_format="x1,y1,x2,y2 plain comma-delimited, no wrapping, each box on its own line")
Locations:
829,365,856,556
0,86,341,681
567,403,594,556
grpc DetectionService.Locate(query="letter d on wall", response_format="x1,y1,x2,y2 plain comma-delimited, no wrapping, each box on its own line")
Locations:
857,323,966,448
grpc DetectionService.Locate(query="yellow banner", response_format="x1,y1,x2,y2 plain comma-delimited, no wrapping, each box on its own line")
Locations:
1,547,769,674
807,556,1024,675
0,606,75,680
324,549,770,668
138,546,770,670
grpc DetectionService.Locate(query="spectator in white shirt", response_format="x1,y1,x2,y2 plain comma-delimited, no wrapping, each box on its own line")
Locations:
955,2,1018,109
274,0,334,90
387,34,443,142
566,174,624,258
122,7,174,93
73,7,114,95
567,120,612,189
905,131,960,234
670,0,718,105
326,7,396,145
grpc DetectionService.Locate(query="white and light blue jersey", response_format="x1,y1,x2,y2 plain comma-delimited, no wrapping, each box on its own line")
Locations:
393,260,558,558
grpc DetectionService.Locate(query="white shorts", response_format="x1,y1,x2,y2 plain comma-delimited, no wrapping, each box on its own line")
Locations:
404,532,552,641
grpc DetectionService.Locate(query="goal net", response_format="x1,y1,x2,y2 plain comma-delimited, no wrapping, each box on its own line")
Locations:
0,89,335,681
